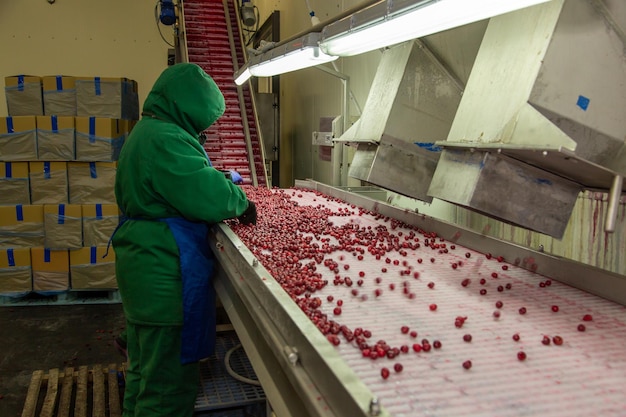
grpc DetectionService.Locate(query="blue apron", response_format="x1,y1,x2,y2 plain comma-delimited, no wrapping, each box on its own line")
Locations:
160,217,216,365
108,216,216,365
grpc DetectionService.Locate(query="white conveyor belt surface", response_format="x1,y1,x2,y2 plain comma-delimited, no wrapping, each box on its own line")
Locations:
229,186,626,417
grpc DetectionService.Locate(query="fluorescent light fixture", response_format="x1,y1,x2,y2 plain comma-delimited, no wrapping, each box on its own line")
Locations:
320,0,552,56
233,33,338,84
234,65,252,86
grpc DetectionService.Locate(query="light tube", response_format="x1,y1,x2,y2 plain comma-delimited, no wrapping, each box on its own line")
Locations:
320,0,552,56
232,33,338,84
234,66,252,86
249,46,337,77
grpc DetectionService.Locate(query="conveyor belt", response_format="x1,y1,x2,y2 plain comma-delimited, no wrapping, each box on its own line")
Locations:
183,0,266,187
216,184,626,417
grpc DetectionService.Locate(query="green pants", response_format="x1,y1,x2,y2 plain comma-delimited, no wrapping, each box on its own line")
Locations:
123,322,199,417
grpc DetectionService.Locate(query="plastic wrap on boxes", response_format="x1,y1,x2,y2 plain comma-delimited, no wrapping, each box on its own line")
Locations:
0,116,37,161
76,77,139,120
44,204,82,249
42,75,77,116
0,162,30,205
29,162,69,204
82,204,120,246
0,205,44,248
4,75,43,116
36,116,75,160
0,248,32,295
75,117,124,161
70,246,117,290
68,162,116,204
31,248,69,293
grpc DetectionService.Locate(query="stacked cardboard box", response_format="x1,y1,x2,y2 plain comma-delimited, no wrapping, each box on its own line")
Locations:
0,74,137,296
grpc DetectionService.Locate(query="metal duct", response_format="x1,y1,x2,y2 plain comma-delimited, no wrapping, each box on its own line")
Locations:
429,0,626,238
338,39,463,202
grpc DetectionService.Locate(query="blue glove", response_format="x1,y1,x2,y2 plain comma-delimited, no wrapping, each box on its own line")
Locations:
229,170,243,185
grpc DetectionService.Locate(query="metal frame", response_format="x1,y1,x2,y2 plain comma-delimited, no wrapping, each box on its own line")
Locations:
210,180,626,417
209,224,389,417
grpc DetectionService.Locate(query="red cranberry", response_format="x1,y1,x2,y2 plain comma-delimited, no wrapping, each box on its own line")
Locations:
413,272,420,279
512,333,520,341
502,265,508,270
551,305,559,312
462,360,472,370
491,272,498,278
381,367,390,379
358,271,365,277
381,268,387,273
433,340,442,349
327,295,334,302
451,263,458,269
374,289,382,297
486,253,492,259
422,343,432,352
497,285,504,292
577,324,586,332
336,300,343,306
479,278,486,285
539,282,546,288
401,326,409,334
427,282,435,289
389,283,395,290
429,304,437,311
553,336,563,345
412,343,422,352
495,301,503,309
505,283,512,290
519,307,527,315
409,330,418,338
430,258,435,263
417,258,423,264
400,345,409,354
480,289,487,295
493,310,501,319
343,264,350,270
582,314,593,321
541,336,551,345
517,351,527,361
463,334,472,342
394,363,403,373
461,278,470,287
545,279,552,286
333,307,342,315
497,256,504,262
465,252,471,258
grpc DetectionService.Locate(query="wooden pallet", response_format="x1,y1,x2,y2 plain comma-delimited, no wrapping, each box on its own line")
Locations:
21,363,125,417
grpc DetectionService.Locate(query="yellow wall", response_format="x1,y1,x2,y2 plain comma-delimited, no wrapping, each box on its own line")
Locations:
0,0,173,116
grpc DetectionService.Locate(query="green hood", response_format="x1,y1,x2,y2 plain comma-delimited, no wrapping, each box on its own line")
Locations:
142,63,226,137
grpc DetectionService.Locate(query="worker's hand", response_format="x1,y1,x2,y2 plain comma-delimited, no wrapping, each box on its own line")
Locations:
220,170,244,185
238,200,257,225
229,170,243,185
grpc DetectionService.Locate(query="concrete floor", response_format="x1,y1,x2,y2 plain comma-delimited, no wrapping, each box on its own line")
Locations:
0,302,126,417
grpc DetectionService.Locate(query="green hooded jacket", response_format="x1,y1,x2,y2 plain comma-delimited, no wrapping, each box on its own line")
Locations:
112,63,249,326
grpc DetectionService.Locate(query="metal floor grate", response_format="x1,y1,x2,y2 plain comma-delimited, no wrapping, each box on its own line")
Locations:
196,331,266,412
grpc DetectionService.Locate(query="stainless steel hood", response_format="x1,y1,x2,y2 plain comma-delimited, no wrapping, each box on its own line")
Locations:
429,0,626,238
338,39,463,202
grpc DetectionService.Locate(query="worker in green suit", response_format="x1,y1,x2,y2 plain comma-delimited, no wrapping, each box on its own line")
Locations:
112,63,256,417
